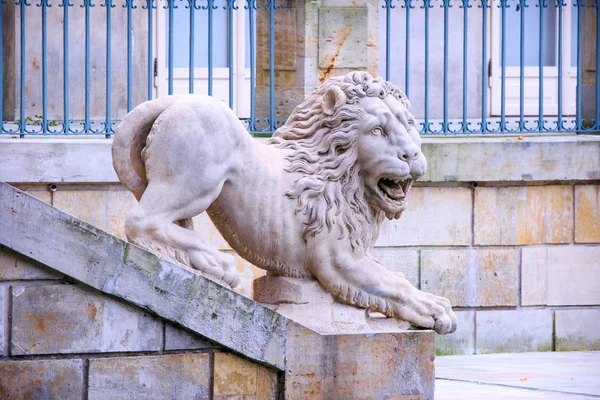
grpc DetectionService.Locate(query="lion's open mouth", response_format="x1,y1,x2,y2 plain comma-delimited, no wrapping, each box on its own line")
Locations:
377,178,413,201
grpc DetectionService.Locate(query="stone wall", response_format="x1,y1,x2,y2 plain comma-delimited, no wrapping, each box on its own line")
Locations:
1,135,600,356
0,246,279,399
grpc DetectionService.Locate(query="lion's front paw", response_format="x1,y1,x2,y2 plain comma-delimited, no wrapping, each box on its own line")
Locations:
188,249,241,289
394,290,457,335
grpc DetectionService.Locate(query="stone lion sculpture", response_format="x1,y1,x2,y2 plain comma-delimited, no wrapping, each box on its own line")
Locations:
112,72,457,334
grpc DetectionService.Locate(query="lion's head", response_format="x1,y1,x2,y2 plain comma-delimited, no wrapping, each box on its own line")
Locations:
270,72,426,251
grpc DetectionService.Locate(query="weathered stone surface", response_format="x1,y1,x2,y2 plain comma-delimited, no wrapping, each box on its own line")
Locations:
0,183,288,369
421,135,600,183
88,354,210,400
0,246,62,281
474,186,573,245
476,310,553,354
11,284,162,355
371,248,419,287
376,187,472,247
13,186,52,203
284,325,435,400
0,285,7,356
53,188,135,239
3,136,600,185
0,139,118,183
318,8,368,69
214,352,278,398
0,359,83,399
164,324,216,351
192,212,231,250
575,185,600,243
436,310,475,356
421,249,518,307
555,309,600,351
521,246,600,306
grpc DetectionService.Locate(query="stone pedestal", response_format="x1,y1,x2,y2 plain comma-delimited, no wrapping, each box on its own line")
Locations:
254,274,412,334
254,275,436,399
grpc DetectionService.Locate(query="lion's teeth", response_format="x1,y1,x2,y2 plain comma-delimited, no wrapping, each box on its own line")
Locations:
394,180,400,184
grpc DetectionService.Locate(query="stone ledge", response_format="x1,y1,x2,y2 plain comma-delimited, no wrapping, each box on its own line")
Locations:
1,135,599,184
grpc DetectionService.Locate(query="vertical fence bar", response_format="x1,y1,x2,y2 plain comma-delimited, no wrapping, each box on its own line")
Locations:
189,0,195,93
575,0,582,130
84,0,91,133
146,0,153,100
443,0,449,134
596,0,600,128
557,0,563,130
385,0,391,81
168,0,174,95
269,0,275,132
462,0,469,132
519,0,525,130
208,0,214,96
104,0,113,137
538,0,545,131
126,0,133,111
500,0,506,131
41,0,48,133
248,0,256,132
19,0,26,137
423,0,430,133
228,1,234,109
0,0,3,131
62,0,70,133
404,0,411,98
480,0,488,133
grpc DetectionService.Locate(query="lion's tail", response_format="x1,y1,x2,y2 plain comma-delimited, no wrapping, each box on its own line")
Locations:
112,96,182,201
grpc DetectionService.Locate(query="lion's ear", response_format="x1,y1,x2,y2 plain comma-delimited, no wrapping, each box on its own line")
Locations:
322,85,347,116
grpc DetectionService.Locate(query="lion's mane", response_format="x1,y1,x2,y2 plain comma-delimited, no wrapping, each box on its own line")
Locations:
269,72,410,252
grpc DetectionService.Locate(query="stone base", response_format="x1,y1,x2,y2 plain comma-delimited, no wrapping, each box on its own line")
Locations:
253,275,412,334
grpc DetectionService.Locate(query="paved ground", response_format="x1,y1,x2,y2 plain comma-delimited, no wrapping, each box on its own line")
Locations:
435,351,600,400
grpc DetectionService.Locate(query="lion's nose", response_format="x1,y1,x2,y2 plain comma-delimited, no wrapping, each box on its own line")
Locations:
399,149,419,163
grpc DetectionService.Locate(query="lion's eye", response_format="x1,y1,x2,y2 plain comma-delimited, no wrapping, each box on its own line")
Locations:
408,120,415,127
371,126,385,136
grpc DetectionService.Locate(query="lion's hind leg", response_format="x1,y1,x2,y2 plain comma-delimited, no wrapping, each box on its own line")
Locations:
124,182,240,288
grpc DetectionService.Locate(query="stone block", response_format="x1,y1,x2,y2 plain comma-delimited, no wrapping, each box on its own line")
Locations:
371,248,419,288
13,186,52,204
285,326,435,399
521,246,600,306
575,185,600,243
214,352,278,398
164,324,216,351
555,309,600,351
421,249,518,307
0,359,83,399
11,284,162,355
474,186,573,245
88,354,210,399
0,285,7,356
475,309,553,354
229,251,266,299
52,188,135,238
254,275,332,305
0,247,62,281
258,7,298,71
318,7,368,69
192,212,231,250
435,310,475,356
376,187,472,247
